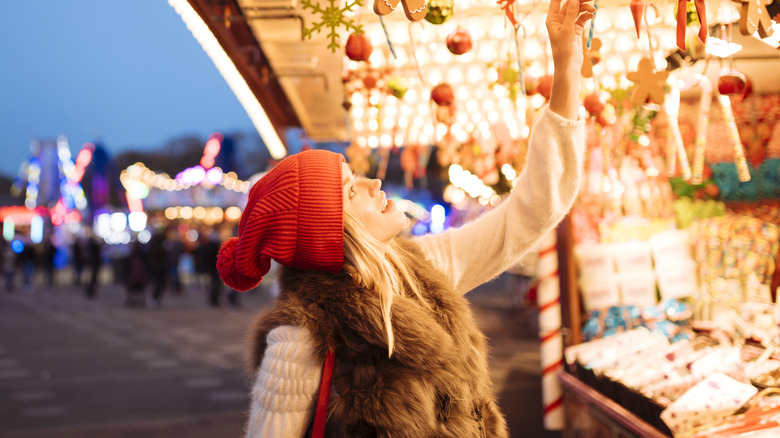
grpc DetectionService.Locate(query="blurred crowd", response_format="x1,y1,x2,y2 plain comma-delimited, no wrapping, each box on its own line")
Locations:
1,227,240,310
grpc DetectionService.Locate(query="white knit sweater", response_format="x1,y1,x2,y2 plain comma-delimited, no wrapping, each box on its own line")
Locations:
245,107,585,437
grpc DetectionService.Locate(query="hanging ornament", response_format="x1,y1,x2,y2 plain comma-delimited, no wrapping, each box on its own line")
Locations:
663,84,692,180
302,0,364,52
630,0,646,39
675,0,707,51
446,26,473,55
581,37,602,78
363,75,379,90
374,0,428,21
689,75,713,185
345,32,373,61
718,94,751,182
732,0,775,38
386,76,409,98
626,58,669,106
685,30,707,60
487,58,523,102
431,82,455,106
583,92,613,127
424,0,454,24
717,67,748,96
537,74,554,101
524,75,539,95
737,76,753,101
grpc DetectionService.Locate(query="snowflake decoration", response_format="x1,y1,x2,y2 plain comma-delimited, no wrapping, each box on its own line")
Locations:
302,0,364,52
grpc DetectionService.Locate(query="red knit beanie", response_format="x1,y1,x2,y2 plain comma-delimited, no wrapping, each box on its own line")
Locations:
217,149,346,291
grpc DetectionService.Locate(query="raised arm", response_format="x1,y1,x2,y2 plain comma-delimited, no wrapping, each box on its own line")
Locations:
548,0,596,120
415,0,593,294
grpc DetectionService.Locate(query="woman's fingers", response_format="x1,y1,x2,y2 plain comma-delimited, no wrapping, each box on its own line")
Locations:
580,2,596,13
564,0,580,26
575,11,595,29
574,1,595,30
546,0,563,26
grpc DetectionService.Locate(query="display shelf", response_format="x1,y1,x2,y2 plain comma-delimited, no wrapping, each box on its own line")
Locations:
559,372,670,438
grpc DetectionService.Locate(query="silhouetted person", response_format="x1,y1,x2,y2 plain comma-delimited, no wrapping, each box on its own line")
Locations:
84,235,101,299
18,240,37,293
197,232,231,308
164,228,183,295
72,238,85,286
125,241,149,308
42,236,57,287
147,230,168,308
2,237,15,292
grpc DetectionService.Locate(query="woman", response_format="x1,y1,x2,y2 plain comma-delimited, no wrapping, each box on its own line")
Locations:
217,0,594,436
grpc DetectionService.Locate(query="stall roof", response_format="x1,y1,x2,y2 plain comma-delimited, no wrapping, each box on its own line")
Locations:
184,0,780,152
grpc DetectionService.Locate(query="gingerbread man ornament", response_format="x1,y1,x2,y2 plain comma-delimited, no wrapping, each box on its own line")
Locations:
732,0,775,38
374,0,427,21
581,37,602,78
626,57,668,106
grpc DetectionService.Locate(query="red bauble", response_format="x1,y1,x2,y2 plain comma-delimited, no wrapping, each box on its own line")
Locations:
524,75,539,95
363,76,378,90
537,75,554,101
734,76,753,102
431,83,455,106
583,92,605,116
717,69,747,96
345,32,373,62
446,27,473,55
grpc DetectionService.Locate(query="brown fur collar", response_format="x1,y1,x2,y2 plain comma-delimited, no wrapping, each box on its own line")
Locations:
246,238,508,437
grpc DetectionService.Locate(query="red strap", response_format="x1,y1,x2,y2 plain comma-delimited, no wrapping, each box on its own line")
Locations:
676,0,687,51
312,350,335,438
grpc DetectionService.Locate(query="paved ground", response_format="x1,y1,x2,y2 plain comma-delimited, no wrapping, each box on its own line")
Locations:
0,271,559,438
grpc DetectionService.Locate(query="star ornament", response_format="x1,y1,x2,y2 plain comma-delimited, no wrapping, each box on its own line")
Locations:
626,57,669,106
732,0,775,38
302,0,364,52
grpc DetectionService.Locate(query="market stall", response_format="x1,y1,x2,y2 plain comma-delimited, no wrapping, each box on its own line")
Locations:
170,0,780,435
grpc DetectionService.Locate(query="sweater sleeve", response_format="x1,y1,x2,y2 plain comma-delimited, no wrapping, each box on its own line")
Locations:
416,107,585,294
245,325,322,438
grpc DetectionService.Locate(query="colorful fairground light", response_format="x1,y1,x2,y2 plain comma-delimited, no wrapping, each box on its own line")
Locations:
3,136,91,243
118,133,253,247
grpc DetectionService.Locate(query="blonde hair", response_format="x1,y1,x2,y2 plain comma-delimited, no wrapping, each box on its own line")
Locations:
342,209,430,357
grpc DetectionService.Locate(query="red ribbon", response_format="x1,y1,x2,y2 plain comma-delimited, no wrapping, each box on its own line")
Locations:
677,0,707,51
497,0,519,27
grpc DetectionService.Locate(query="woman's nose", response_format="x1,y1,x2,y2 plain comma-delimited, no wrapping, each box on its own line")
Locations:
368,179,381,195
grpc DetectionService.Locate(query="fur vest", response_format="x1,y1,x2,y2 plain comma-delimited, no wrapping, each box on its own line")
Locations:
247,240,508,438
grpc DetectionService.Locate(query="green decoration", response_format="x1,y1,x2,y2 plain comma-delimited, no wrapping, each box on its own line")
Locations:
424,0,454,24
387,76,409,98
487,57,522,102
302,0,364,52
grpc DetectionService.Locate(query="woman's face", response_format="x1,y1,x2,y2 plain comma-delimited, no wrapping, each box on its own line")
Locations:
341,162,408,243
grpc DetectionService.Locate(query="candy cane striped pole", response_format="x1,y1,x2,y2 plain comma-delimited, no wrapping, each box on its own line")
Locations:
536,229,563,430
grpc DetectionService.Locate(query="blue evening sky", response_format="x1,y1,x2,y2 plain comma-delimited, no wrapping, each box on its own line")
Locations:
0,1,256,178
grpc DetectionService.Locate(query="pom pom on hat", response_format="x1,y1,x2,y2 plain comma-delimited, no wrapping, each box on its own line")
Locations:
217,149,346,291
217,237,264,292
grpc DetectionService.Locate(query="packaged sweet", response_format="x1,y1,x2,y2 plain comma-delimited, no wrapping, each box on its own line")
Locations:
660,372,757,437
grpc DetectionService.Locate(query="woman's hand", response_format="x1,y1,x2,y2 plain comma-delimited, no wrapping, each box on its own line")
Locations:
546,0,595,120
